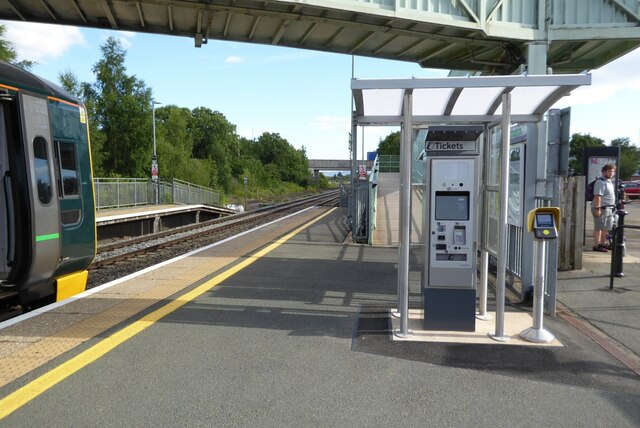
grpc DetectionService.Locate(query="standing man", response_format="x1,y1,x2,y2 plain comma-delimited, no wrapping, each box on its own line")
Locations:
592,164,616,252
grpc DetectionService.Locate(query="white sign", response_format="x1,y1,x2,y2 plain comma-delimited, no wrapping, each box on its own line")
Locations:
425,140,477,152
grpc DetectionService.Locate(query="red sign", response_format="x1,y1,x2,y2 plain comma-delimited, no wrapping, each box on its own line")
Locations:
151,161,159,180
358,164,367,180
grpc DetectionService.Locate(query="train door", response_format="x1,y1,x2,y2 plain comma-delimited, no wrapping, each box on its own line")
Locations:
0,102,11,282
18,93,61,297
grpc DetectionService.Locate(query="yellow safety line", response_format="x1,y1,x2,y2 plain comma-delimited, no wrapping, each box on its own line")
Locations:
0,207,336,420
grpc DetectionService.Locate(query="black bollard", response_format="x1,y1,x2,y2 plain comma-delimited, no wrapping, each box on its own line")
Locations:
612,210,628,279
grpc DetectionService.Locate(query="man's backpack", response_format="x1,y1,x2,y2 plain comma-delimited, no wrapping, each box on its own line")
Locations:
586,177,603,202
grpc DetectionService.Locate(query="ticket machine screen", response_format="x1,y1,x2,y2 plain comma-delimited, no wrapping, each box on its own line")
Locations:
435,192,469,221
535,213,554,228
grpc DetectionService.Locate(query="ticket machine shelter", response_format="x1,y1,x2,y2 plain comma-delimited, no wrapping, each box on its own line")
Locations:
350,74,591,338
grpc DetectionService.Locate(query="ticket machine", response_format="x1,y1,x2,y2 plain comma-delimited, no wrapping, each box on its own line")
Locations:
423,126,483,331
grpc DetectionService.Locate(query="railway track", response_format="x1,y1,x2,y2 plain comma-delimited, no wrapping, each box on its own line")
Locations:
88,190,340,288
0,191,340,321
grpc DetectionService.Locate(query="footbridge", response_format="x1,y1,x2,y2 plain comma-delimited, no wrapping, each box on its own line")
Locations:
308,158,373,173
1,1,639,75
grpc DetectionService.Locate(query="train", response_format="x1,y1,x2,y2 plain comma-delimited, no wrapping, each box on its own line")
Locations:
0,60,96,309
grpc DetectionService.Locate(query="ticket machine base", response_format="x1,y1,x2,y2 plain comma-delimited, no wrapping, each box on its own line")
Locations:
423,288,476,332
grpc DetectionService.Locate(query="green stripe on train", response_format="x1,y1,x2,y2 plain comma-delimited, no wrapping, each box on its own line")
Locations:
35,233,60,242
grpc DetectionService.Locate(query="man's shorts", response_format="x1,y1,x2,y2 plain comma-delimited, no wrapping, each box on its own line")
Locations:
592,206,615,230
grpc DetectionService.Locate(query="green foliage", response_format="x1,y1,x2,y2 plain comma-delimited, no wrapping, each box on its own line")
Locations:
0,25,35,70
317,173,330,189
569,133,640,180
569,133,605,175
377,131,401,156
91,37,153,177
611,137,640,180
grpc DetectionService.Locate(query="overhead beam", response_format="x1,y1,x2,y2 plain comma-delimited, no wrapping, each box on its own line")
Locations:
457,0,480,24
373,34,400,55
486,0,504,22
609,0,640,23
71,0,88,24
136,2,146,28
349,31,375,54
137,0,502,49
272,20,288,45
100,0,118,29
396,39,425,59
223,13,233,37
6,0,26,20
249,16,261,40
324,27,346,49
299,22,317,44
40,0,58,21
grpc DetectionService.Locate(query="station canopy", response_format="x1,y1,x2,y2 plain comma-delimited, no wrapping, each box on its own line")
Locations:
351,74,592,126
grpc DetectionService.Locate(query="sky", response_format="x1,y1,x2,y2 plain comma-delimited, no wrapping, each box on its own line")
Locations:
2,20,640,160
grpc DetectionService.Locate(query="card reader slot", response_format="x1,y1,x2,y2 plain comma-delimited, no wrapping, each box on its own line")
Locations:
435,254,467,261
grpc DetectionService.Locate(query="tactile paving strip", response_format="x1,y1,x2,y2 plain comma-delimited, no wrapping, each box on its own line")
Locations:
0,207,324,388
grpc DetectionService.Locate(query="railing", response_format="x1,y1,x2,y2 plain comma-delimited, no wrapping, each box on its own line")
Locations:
171,178,220,206
94,177,220,210
368,155,380,244
378,155,400,172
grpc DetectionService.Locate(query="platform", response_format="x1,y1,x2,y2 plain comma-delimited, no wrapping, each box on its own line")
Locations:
1,207,639,425
372,173,423,246
96,204,234,240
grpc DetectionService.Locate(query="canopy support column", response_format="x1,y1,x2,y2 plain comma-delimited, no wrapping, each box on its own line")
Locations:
490,91,511,341
395,89,413,337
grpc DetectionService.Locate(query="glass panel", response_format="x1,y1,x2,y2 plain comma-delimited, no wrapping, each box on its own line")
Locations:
362,89,403,116
33,137,52,205
412,88,453,115
486,127,502,186
484,191,499,253
450,87,504,115
56,141,79,197
494,86,559,115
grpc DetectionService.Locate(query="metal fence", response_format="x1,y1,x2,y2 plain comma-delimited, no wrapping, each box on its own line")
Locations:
94,177,220,210
378,155,400,172
171,178,220,206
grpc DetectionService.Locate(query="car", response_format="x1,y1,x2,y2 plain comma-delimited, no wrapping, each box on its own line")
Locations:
622,181,640,199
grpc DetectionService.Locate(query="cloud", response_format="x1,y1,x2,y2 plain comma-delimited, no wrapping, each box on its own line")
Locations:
309,115,350,132
224,56,245,64
2,21,87,62
559,47,640,107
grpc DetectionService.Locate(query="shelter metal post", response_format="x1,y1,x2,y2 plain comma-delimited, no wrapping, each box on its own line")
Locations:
478,248,489,319
490,91,511,341
350,117,357,241
395,89,413,337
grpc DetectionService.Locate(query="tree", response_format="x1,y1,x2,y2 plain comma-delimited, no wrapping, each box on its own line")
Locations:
189,107,239,191
377,131,400,156
568,133,605,175
252,133,310,186
91,37,153,177
610,137,640,180
59,69,106,175
0,25,35,70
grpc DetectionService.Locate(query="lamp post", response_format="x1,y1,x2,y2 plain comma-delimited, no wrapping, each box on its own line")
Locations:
151,100,161,205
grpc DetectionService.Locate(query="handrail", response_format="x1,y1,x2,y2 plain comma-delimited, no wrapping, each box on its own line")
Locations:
368,155,380,244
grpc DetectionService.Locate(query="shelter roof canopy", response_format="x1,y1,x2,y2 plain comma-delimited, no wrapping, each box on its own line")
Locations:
351,74,592,125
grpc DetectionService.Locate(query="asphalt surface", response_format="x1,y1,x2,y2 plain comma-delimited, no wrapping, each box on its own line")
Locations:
2,206,639,426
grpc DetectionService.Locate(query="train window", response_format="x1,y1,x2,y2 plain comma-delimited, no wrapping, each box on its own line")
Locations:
33,137,52,205
55,141,79,197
